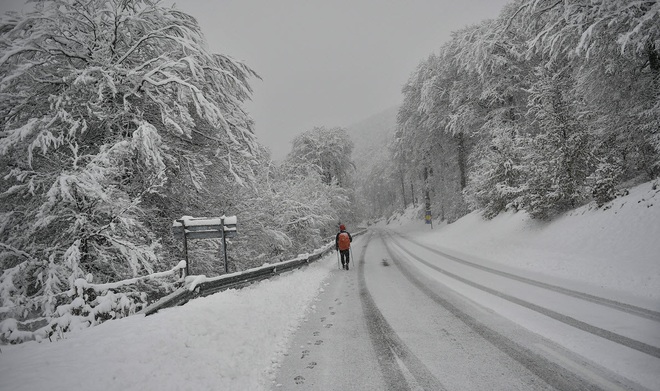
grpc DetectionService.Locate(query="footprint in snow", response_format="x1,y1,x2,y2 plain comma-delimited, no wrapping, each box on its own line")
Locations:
314,340,323,345
307,361,317,369
301,350,309,359
294,375,305,384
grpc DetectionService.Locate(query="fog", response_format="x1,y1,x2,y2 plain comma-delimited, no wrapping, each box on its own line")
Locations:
0,0,513,160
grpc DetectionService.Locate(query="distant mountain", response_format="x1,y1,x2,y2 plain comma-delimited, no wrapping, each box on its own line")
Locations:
346,105,398,168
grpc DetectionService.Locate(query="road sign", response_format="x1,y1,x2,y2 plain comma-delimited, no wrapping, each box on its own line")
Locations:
172,216,237,275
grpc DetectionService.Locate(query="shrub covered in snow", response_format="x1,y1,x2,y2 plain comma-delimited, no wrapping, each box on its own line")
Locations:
0,261,186,343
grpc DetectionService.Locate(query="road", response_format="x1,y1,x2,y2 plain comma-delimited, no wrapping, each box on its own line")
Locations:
272,229,660,390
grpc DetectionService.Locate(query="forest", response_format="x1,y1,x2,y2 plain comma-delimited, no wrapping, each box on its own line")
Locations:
0,0,658,342
359,0,660,223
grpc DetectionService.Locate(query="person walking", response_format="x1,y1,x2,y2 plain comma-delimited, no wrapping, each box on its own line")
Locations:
335,224,352,270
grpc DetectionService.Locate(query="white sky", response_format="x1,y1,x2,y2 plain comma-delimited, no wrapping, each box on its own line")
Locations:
1,0,513,160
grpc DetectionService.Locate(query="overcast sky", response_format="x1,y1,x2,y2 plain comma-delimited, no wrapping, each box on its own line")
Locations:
2,0,513,160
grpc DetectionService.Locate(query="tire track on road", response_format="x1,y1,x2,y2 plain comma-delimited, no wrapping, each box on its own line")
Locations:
358,233,446,391
391,232,660,322
380,234,610,391
387,233,660,359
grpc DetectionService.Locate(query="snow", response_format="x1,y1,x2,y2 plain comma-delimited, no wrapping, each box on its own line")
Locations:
384,180,660,308
0,180,658,390
75,260,187,292
0,262,334,391
172,216,236,227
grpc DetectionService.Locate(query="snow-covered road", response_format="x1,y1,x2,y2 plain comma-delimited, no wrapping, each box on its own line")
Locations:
273,229,659,390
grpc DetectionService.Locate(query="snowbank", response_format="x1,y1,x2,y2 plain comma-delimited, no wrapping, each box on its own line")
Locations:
386,180,660,308
0,259,334,391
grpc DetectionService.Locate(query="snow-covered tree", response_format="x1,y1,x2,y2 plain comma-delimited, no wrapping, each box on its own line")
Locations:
356,0,658,226
464,124,527,219
283,126,355,188
0,0,260,341
518,66,593,219
224,158,350,268
459,3,536,218
396,57,444,220
359,145,401,219
518,0,660,181
429,0,657,220
396,48,478,222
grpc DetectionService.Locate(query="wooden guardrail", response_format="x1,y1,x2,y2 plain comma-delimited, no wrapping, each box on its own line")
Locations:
142,229,366,316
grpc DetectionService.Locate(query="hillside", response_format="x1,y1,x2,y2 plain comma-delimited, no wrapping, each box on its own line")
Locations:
382,179,660,307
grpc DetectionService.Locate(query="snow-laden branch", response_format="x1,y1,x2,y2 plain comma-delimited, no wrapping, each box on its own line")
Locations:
115,24,195,65
73,260,186,293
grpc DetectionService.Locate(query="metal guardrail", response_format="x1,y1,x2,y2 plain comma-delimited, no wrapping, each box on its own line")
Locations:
142,229,366,316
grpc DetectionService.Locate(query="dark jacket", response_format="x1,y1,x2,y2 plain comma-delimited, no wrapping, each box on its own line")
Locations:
335,230,352,251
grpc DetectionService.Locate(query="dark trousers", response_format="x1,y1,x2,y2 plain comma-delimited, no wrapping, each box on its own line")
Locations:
340,249,350,265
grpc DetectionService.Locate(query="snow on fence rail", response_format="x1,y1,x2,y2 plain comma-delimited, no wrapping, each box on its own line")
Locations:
1,230,366,342
142,229,367,316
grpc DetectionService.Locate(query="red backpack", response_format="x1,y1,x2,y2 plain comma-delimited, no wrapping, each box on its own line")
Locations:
338,232,351,251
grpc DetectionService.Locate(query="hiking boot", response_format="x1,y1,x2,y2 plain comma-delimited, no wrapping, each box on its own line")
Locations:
346,263,349,270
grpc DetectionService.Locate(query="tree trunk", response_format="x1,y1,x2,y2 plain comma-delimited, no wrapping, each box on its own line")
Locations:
423,166,431,213
400,170,407,209
410,182,416,207
456,133,467,189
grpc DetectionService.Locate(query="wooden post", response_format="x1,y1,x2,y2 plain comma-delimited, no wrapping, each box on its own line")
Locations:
180,219,190,276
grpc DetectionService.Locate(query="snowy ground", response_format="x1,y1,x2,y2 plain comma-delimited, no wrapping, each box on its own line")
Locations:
0,181,658,390
0,264,335,391
384,180,660,309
